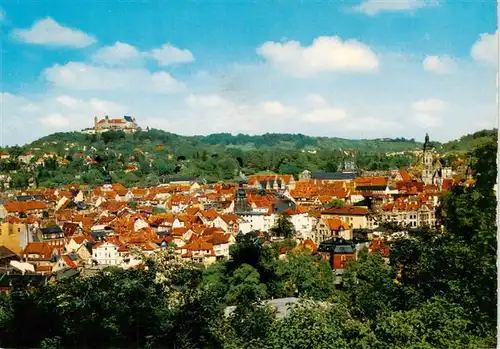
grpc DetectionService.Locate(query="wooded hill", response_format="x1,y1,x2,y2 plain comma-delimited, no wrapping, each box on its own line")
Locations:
0,128,496,188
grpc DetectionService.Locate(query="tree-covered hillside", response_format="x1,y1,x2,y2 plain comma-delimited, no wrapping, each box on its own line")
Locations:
194,132,422,153
439,128,498,153
0,128,496,188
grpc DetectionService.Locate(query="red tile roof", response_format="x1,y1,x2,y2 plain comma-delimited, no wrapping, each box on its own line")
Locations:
355,176,388,188
3,200,47,212
23,242,53,260
321,206,369,216
324,218,350,231
62,255,78,269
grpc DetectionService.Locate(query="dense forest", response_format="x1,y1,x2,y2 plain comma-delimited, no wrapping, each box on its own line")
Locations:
0,137,496,348
0,128,496,188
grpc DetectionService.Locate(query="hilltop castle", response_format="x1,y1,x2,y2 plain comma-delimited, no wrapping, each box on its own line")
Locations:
81,115,140,134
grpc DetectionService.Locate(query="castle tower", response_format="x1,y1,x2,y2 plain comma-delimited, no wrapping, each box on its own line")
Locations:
422,133,434,185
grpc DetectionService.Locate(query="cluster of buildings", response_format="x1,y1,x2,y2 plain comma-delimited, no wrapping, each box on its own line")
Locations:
81,115,140,134
0,134,475,288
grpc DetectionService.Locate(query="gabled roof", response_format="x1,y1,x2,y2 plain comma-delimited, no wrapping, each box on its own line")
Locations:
183,239,215,252
324,218,350,231
22,242,53,260
61,255,78,269
201,227,225,236
62,222,80,237
71,235,95,245
198,209,219,221
3,200,47,212
321,206,369,216
93,237,122,249
202,232,232,245
355,176,389,188
317,238,355,254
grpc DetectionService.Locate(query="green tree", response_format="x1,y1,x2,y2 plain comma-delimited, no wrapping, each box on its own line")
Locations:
343,250,398,320
225,264,267,306
268,301,377,349
270,214,295,239
326,198,346,208
10,173,29,189
276,251,334,300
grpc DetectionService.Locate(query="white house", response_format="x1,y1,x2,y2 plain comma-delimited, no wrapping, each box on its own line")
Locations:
133,217,149,232
92,239,122,266
172,218,186,229
238,212,276,234
18,153,35,164
288,212,318,240
210,216,230,231
209,234,236,259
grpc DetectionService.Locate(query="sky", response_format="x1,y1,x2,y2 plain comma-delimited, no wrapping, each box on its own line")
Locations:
0,0,498,146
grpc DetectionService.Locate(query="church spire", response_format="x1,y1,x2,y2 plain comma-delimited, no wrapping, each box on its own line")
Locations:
423,133,430,151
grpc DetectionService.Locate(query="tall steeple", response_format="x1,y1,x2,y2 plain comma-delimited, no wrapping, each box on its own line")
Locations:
423,133,430,151
234,182,252,213
422,133,434,185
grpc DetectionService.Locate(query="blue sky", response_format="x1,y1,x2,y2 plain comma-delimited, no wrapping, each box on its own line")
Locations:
1,0,498,146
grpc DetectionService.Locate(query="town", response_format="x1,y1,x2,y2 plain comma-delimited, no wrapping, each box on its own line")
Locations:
1,2,497,346
0,126,478,287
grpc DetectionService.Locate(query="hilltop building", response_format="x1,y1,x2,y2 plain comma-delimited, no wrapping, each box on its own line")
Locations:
82,115,140,134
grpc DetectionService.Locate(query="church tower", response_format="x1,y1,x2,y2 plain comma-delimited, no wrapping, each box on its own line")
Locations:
422,133,435,185
234,182,252,213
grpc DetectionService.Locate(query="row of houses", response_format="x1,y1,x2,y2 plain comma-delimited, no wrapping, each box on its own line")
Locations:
0,161,472,281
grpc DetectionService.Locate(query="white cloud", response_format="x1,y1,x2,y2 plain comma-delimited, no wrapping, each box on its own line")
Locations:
303,107,347,123
40,113,71,129
422,55,456,74
1,45,496,145
301,94,348,123
412,98,448,128
414,113,441,128
149,43,195,65
2,92,129,137
43,62,184,93
353,0,436,16
55,95,81,108
259,101,295,115
91,41,142,65
11,17,96,48
471,29,498,66
88,98,127,115
53,95,127,118
186,94,231,109
257,36,378,77
412,98,448,113
305,94,329,108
